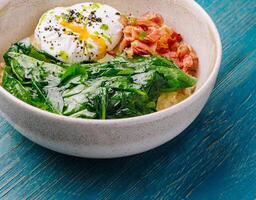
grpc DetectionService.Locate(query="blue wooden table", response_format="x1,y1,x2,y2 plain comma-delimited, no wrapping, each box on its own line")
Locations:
0,0,256,199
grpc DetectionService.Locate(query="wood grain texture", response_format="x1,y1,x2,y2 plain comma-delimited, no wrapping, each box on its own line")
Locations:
0,0,256,199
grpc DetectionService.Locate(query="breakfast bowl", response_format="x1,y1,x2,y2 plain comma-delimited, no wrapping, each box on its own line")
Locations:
0,0,221,158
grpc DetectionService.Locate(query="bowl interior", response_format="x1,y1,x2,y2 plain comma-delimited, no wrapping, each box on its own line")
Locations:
0,0,217,90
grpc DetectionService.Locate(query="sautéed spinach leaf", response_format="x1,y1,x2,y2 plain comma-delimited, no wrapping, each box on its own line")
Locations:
2,43,196,119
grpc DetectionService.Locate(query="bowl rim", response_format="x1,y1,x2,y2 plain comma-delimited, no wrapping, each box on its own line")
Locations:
0,0,222,125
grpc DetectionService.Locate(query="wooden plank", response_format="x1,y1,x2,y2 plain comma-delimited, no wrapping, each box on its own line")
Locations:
0,0,255,199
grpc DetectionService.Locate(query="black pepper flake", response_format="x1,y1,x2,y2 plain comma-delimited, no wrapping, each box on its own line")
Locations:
96,18,102,22
70,10,75,15
88,11,102,24
116,12,120,15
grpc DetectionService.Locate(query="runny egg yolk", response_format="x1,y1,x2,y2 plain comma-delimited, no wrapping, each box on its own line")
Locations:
60,21,107,59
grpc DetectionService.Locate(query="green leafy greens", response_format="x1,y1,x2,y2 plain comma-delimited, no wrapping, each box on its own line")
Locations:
2,42,196,119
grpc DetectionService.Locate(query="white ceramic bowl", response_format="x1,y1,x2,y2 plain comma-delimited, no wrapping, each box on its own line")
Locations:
0,0,221,158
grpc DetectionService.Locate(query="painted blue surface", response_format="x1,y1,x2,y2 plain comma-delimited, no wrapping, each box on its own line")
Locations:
0,0,256,199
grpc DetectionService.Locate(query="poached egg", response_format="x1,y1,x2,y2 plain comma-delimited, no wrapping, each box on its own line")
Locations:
34,2,123,63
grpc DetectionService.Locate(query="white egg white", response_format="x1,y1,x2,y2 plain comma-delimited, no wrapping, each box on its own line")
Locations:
34,2,123,63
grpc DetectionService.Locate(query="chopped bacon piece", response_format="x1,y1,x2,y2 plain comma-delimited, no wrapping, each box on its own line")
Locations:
144,27,161,43
117,12,198,76
136,13,164,27
131,40,157,55
183,55,194,68
156,36,170,53
160,25,174,36
123,25,144,41
168,32,182,47
177,44,190,59
159,51,177,60
118,39,130,52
